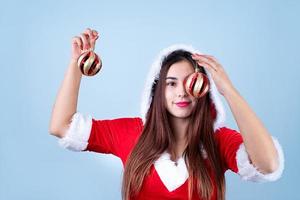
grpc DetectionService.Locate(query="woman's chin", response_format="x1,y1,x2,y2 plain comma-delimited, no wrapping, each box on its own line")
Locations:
168,111,192,119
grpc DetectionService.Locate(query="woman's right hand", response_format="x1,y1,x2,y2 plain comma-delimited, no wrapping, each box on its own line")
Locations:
71,28,99,62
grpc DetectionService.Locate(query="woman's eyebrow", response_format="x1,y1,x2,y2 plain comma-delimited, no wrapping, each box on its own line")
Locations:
165,77,177,80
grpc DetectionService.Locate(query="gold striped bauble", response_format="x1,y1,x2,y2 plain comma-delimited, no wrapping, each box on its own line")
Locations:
77,51,102,76
184,72,210,98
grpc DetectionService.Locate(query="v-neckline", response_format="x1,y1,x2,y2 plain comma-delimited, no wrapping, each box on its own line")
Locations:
153,166,189,193
153,151,189,192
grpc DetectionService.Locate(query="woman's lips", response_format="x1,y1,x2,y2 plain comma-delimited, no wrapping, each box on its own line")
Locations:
175,102,191,108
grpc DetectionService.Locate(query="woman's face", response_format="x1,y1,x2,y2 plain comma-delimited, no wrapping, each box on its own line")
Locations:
164,60,197,119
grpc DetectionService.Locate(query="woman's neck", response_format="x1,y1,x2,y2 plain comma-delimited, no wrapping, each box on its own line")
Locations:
169,117,190,159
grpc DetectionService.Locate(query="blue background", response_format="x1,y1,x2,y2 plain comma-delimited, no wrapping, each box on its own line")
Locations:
1,0,299,199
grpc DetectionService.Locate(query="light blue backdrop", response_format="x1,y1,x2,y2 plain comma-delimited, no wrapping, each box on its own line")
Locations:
1,0,299,199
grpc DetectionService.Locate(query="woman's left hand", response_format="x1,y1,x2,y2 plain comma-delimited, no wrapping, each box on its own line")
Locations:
191,53,235,96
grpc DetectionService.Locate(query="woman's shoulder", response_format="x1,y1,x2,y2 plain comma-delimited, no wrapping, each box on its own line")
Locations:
92,116,143,131
213,126,243,147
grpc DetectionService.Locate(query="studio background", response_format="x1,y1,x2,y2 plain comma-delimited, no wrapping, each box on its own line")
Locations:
0,0,299,199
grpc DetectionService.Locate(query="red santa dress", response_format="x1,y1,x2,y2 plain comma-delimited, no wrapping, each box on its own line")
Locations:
57,44,284,200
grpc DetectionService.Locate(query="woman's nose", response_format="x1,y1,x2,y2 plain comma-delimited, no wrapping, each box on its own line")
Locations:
177,83,188,97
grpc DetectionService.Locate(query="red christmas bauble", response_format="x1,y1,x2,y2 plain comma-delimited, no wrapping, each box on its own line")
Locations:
77,51,102,76
184,72,210,98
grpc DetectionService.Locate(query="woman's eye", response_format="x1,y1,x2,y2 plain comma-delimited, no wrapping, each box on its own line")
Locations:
167,82,176,86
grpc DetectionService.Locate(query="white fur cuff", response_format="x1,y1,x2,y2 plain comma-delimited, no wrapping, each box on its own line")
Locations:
58,112,92,152
236,137,284,182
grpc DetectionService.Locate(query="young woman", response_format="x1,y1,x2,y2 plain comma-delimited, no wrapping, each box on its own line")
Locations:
49,28,284,200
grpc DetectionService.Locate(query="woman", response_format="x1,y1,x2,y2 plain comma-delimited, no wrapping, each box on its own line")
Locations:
49,28,284,200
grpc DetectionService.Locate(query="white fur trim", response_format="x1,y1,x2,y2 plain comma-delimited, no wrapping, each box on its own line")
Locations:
58,112,92,152
236,137,284,182
154,151,188,192
154,148,208,192
140,44,226,131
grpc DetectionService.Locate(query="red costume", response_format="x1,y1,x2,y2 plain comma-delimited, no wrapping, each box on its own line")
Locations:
57,44,284,199
58,114,284,200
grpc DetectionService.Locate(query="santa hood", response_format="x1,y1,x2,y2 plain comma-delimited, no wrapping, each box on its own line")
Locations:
140,44,226,131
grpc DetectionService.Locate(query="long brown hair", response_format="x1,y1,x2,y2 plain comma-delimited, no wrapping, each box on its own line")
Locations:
122,50,225,200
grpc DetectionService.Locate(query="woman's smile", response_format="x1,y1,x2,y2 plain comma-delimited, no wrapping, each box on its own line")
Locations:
175,101,191,108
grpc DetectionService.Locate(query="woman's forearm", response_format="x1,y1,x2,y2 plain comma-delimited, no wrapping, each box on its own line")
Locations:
224,87,279,173
49,59,82,138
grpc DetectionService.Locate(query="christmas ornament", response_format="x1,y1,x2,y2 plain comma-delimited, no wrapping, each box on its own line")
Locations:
184,67,210,98
77,50,102,76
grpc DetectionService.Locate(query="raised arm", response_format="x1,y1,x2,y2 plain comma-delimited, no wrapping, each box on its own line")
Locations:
191,53,280,174
49,28,99,138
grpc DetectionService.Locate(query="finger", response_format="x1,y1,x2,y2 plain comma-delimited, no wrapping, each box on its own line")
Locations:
192,54,218,71
197,55,218,71
72,36,82,49
84,28,99,51
84,28,96,40
83,28,97,37
84,28,95,51
195,54,221,69
80,33,91,51
92,30,98,37
205,55,217,62
196,60,217,73
84,28,93,38
200,54,222,69
89,29,99,50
